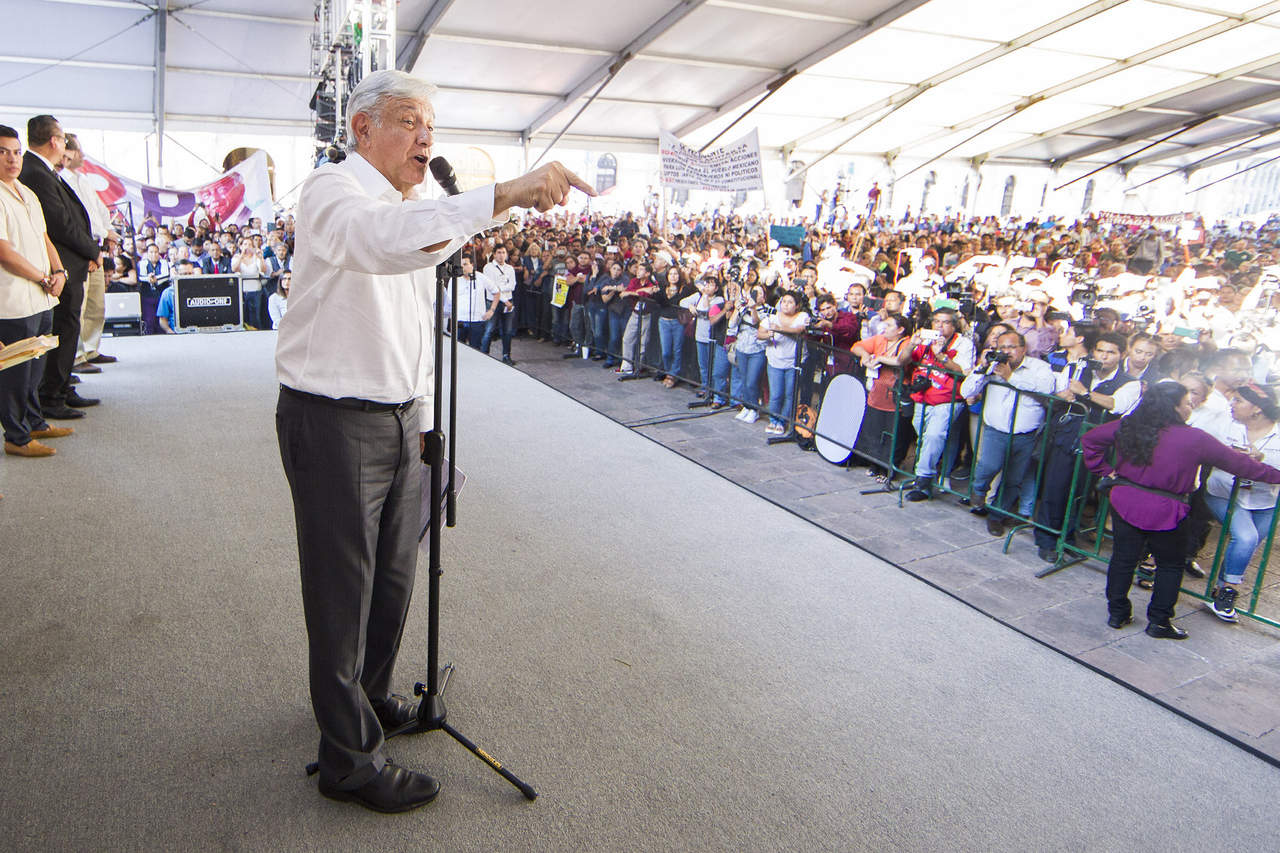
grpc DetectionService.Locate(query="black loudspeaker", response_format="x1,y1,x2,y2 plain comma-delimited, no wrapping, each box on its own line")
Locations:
174,275,243,331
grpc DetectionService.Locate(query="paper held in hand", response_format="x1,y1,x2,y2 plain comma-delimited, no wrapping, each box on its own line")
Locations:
0,335,58,372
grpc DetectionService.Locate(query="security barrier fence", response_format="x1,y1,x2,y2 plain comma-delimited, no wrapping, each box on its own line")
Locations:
507,296,1278,629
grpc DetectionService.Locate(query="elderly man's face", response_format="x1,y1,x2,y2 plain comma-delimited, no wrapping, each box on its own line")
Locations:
355,97,435,195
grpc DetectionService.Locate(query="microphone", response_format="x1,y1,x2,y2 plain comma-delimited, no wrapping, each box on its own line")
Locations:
429,156,461,196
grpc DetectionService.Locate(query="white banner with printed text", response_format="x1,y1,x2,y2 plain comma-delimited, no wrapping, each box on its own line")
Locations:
659,129,763,192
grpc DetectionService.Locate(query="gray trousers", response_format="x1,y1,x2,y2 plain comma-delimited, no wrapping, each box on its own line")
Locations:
620,311,651,372
276,388,421,789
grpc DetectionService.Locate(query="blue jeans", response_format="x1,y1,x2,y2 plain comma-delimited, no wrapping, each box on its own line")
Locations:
1204,494,1277,584
605,310,627,366
590,305,609,356
766,364,796,428
659,317,685,376
733,349,766,409
971,426,1039,512
912,401,964,480
481,309,515,357
456,320,485,349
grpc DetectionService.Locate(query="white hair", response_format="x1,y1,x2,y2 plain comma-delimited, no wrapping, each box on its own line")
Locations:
346,70,437,150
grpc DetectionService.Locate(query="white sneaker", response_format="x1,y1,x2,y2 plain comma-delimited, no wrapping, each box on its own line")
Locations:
741,409,759,424
733,407,748,421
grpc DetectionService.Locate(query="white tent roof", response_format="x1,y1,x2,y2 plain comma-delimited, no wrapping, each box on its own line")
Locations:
8,0,1280,177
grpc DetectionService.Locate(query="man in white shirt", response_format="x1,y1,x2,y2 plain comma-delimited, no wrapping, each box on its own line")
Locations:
451,255,492,348
62,134,119,369
479,244,516,363
960,331,1056,535
274,69,592,814
0,124,70,458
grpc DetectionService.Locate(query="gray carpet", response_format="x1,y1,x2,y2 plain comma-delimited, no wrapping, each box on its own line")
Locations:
1,332,1275,852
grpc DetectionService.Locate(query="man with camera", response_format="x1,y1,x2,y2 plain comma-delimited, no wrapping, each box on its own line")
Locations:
961,331,1056,535
1032,330,1141,560
904,306,974,502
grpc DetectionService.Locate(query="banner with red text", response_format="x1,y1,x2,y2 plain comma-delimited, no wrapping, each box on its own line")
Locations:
78,150,274,231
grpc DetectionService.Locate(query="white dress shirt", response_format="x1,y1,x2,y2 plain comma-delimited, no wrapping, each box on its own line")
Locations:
961,356,1056,433
452,270,495,323
482,261,516,307
275,152,503,419
1052,366,1142,417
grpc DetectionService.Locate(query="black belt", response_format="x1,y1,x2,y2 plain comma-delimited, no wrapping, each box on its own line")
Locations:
280,385,414,413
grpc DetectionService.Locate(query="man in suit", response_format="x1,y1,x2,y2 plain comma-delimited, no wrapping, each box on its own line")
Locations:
19,115,101,419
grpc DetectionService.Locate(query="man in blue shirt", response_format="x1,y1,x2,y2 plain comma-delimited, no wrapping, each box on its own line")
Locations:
157,258,195,333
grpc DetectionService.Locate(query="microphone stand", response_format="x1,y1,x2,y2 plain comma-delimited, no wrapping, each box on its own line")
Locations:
386,196,537,800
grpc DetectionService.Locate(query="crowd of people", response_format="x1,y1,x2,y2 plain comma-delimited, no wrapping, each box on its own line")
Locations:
109,211,294,334
7,109,1279,633
441,202,1280,636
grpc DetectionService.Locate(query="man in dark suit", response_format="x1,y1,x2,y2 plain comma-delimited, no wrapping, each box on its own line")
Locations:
19,115,101,419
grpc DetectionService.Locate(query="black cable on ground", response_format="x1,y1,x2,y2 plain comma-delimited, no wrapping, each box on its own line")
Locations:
509,356,1280,773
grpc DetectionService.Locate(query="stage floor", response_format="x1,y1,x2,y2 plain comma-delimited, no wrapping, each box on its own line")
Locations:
1,331,1277,851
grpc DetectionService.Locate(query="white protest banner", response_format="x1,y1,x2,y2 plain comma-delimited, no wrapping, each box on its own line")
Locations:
659,129,763,192
79,150,274,231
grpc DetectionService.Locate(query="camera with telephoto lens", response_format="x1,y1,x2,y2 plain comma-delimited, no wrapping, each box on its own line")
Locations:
987,350,1012,366
723,254,746,284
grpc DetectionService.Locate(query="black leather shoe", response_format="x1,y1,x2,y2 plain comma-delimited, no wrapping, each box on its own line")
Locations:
72,362,102,374
318,761,440,813
1037,548,1057,564
89,354,117,364
905,483,931,502
66,392,100,408
502,356,516,366
986,516,1006,537
372,694,419,731
1145,621,1188,640
1107,614,1133,629
42,404,85,419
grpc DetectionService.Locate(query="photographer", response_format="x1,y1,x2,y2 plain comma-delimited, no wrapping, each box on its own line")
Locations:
728,282,768,422
808,292,860,377
1015,290,1057,359
904,306,975,502
1031,330,1140,561
757,291,810,437
852,313,915,480
680,275,729,406
960,331,1056,536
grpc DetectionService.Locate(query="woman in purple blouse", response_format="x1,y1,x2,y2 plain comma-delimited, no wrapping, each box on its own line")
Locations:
1082,381,1280,639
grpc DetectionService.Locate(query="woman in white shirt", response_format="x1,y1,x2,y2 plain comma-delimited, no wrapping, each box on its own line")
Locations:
268,271,290,329
756,291,811,436
679,275,729,407
1202,383,1280,622
232,237,266,329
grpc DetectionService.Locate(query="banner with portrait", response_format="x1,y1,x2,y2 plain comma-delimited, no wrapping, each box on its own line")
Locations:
658,129,764,192
78,150,275,231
